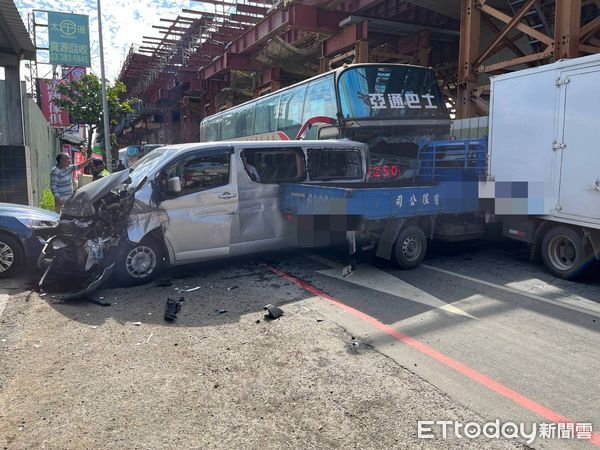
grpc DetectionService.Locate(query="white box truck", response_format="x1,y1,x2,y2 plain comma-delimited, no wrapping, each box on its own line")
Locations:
480,53,600,279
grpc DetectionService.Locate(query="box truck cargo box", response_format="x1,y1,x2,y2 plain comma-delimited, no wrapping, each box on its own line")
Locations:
483,53,600,229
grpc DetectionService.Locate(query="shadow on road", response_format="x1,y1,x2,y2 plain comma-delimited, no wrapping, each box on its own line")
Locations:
43,253,313,329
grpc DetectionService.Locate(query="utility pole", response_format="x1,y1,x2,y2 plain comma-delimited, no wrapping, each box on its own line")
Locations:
97,0,112,170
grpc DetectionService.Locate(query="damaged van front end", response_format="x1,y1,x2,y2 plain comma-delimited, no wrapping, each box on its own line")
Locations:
36,170,147,299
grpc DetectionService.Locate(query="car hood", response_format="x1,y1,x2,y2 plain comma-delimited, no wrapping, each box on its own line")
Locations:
0,203,59,221
62,170,132,218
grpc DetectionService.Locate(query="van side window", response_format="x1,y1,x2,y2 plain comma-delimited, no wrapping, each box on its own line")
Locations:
166,153,230,195
307,148,362,180
240,147,305,184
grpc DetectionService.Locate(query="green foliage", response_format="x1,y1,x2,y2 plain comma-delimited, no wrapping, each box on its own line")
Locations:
53,74,137,155
39,188,55,212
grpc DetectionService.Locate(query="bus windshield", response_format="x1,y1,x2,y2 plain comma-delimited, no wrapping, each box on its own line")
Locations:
338,65,447,120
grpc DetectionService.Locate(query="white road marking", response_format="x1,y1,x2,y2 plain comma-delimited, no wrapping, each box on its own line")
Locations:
422,264,600,319
313,259,476,319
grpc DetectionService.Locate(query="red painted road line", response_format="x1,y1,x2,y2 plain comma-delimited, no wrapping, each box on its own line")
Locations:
266,264,600,447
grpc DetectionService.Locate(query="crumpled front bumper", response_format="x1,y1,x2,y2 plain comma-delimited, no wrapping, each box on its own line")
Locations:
39,256,115,300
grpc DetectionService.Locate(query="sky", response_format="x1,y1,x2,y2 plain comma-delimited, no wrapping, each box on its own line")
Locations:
14,0,194,82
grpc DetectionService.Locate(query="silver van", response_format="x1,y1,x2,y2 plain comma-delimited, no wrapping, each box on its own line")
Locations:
37,140,367,297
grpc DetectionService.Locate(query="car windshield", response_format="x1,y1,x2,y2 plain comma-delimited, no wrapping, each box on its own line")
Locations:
129,146,179,186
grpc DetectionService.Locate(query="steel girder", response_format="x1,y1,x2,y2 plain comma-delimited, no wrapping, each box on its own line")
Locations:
457,0,600,118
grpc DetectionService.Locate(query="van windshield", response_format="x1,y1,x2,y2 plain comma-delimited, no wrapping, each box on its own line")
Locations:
129,146,179,186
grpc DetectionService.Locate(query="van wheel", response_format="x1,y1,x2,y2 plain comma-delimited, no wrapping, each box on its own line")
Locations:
394,226,427,269
541,226,592,280
0,233,24,279
114,237,164,286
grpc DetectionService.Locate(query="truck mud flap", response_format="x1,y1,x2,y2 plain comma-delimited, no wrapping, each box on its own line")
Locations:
375,219,406,260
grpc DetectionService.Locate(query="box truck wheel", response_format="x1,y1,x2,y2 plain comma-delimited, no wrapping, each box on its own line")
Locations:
394,226,427,269
541,226,592,280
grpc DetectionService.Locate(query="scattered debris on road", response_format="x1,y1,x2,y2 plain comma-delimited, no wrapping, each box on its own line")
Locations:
215,308,227,314
86,297,111,307
164,297,185,322
263,304,283,320
182,286,200,292
133,322,142,326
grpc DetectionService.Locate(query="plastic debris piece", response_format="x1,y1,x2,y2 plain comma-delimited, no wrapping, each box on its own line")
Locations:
164,297,184,322
146,333,153,343
86,297,111,307
216,309,227,314
182,286,200,292
133,322,142,326
263,304,283,320
226,286,238,291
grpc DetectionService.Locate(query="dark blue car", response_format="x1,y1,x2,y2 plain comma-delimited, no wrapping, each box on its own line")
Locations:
0,203,59,278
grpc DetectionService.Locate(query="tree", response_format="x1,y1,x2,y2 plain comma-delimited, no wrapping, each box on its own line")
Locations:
53,74,136,159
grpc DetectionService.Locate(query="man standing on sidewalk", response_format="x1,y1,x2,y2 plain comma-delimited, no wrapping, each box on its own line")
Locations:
50,153,92,212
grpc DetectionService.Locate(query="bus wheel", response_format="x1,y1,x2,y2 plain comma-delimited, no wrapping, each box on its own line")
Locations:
394,226,427,269
541,226,593,280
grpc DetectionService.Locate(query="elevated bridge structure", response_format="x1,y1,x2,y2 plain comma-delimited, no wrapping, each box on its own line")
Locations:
114,0,600,145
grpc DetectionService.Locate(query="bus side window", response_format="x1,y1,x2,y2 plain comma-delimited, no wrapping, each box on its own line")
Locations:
302,75,337,124
278,85,306,139
221,111,236,140
236,103,255,138
203,117,220,141
254,94,280,135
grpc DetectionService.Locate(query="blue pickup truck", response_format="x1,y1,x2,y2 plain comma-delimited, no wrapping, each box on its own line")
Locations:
281,138,487,270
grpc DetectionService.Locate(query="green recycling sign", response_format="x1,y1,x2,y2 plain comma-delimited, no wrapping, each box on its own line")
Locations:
48,12,91,67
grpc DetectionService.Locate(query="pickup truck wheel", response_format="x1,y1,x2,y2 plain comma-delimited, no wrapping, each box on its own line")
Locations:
0,233,23,279
541,226,592,280
394,226,427,269
115,237,164,286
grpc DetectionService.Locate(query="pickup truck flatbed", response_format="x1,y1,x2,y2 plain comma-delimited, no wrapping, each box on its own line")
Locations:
281,181,480,220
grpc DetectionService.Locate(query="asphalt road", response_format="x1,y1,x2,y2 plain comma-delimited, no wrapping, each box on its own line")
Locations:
267,242,600,449
1,241,599,448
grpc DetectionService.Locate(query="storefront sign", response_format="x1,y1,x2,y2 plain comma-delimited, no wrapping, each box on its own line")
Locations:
48,12,91,67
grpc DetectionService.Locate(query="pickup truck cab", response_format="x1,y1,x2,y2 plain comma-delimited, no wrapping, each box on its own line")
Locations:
39,140,367,295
